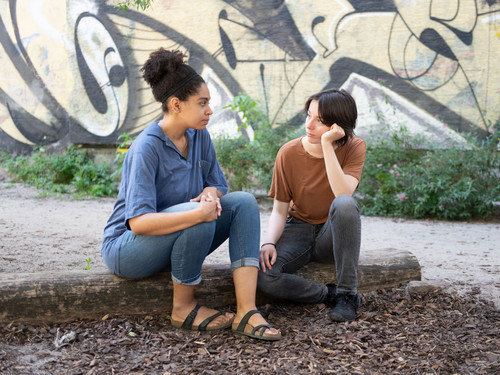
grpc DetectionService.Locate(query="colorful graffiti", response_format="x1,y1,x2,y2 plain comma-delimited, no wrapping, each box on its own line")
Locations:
0,0,499,153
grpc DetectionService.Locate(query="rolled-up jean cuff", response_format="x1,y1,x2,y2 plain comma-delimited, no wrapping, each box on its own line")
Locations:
231,257,259,271
171,274,202,286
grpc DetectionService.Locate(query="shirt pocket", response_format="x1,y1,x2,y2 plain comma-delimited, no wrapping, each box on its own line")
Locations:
198,159,211,182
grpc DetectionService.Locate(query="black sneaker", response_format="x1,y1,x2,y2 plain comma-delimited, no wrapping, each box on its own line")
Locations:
323,283,338,306
328,293,360,322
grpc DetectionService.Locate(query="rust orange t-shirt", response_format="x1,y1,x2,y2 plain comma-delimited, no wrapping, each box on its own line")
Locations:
269,136,366,224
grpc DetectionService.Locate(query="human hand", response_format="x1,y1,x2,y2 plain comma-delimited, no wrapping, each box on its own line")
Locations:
259,244,277,272
321,123,345,145
197,193,219,222
191,187,221,216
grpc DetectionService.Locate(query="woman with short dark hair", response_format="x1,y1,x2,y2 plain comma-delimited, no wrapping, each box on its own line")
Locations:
258,88,366,322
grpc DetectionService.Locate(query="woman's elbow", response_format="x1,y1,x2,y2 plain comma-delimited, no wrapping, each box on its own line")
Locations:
130,227,144,235
128,217,146,235
335,189,354,197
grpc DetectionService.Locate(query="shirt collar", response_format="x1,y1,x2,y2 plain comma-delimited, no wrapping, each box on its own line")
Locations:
145,122,196,142
145,122,167,142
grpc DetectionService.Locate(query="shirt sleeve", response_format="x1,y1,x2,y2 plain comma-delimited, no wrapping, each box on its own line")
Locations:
123,145,159,227
342,138,366,182
268,146,292,202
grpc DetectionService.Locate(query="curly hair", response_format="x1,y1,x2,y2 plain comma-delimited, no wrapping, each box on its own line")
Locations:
140,48,205,112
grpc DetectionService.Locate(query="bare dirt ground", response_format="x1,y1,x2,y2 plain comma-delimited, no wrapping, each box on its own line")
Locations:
0,180,499,374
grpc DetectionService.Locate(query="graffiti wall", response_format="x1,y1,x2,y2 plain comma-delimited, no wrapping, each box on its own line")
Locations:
1,0,499,154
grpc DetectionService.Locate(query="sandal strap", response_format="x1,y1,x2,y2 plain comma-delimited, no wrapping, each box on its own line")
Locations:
235,309,261,332
181,304,201,330
251,323,275,337
198,310,224,331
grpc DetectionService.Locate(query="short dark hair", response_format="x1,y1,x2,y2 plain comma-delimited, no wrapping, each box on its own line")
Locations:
304,88,357,146
141,48,205,112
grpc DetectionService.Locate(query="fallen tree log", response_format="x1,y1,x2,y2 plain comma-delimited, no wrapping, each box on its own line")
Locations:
0,248,420,324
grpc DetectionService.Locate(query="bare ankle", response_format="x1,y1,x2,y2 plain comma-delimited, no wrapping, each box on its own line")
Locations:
172,301,197,318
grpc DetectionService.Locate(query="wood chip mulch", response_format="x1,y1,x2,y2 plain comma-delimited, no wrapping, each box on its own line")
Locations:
0,287,498,374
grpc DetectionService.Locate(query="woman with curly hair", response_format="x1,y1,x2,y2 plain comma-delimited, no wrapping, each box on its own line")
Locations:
101,48,280,341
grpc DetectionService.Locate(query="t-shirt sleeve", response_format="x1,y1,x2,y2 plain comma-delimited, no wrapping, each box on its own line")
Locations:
342,138,366,182
268,146,292,202
123,147,158,227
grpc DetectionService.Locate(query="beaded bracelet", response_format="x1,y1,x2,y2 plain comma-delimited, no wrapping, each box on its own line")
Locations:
260,243,276,249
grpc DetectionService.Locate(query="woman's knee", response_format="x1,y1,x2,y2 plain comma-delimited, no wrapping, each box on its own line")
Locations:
223,191,258,211
329,195,359,217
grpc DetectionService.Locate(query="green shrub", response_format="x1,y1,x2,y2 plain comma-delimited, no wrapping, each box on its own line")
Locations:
357,125,499,220
214,135,255,191
72,163,117,197
0,147,119,197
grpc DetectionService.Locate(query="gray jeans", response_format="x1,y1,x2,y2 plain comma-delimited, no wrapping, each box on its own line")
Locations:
257,195,361,304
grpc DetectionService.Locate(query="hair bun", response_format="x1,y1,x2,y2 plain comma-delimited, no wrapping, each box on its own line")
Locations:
141,48,186,87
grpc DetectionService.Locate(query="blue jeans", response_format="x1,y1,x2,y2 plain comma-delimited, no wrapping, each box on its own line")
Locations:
257,195,361,303
108,191,260,284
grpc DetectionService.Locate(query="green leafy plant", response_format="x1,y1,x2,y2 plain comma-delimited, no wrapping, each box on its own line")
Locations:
73,163,118,197
117,0,154,11
83,257,93,270
226,94,269,132
214,135,256,191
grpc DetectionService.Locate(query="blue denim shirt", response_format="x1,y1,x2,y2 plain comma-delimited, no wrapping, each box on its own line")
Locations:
101,121,228,261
